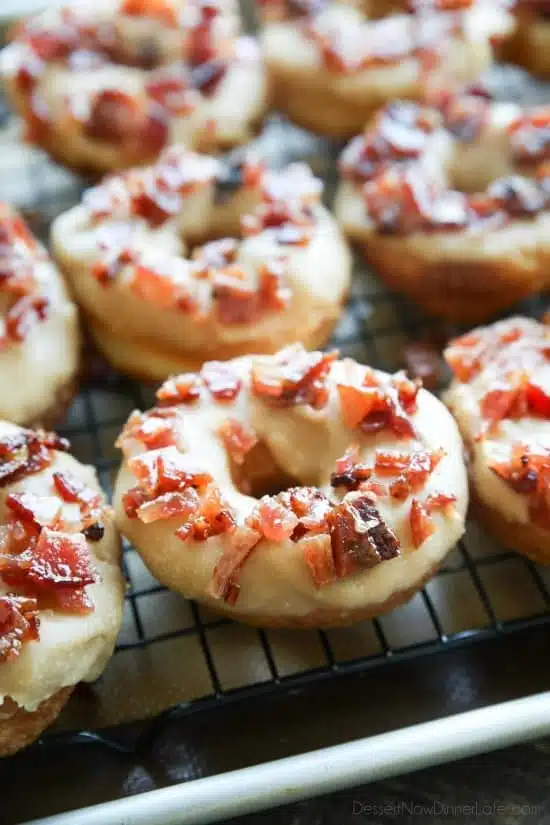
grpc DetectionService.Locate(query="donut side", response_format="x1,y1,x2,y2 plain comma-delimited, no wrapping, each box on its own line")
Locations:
0,204,80,426
444,317,550,564
0,422,125,753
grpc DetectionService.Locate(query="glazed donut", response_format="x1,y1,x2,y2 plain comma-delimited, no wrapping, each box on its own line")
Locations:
0,421,124,755
445,316,550,565
113,345,468,628
334,97,550,323
51,148,351,380
0,0,267,174
503,1,550,78
259,0,513,138
0,204,79,427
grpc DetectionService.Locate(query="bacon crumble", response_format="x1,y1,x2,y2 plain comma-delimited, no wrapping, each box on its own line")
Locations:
251,346,337,409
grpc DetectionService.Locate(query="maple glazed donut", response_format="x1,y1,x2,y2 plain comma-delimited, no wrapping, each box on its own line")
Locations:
334,97,550,323
504,1,550,78
0,204,79,427
51,148,351,380
0,422,124,756
258,0,513,139
114,345,468,628
445,316,550,565
0,0,267,174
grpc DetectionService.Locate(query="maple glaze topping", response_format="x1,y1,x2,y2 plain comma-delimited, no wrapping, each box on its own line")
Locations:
0,426,112,661
341,98,550,234
0,206,50,349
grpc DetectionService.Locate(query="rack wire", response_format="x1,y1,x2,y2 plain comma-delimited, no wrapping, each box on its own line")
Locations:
1,76,550,759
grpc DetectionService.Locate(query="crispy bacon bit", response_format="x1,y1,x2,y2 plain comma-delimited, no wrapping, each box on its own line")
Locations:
117,409,180,453
128,264,197,312
218,419,258,465
444,331,485,382
201,361,242,402
85,90,168,161
339,102,437,184
425,493,457,513
509,108,550,165
251,347,337,410
490,444,550,528
3,296,49,345
6,492,61,529
92,247,135,285
0,528,96,612
0,429,68,489
208,526,262,604
242,201,314,246
128,446,213,497
249,496,299,541
327,493,400,578
330,447,372,491
337,372,416,440
409,499,435,548
192,238,238,272
374,449,443,496
137,488,200,524
121,0,178,25
211,260,291,325
302,534,335,587
146,72,195,116
0,595,39,663
157,373,203,405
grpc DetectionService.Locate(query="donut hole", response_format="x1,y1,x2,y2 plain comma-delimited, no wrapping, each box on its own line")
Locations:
446,132,517,195
229,440,302,499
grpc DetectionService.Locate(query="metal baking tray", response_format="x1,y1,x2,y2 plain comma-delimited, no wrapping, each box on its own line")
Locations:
0,16,550,823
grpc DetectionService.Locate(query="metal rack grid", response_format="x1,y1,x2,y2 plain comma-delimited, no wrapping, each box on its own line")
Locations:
1,80,550,757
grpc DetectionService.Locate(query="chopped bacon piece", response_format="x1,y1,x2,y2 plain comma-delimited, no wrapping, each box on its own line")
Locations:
0,429,68,488
303,534,336,587
0,528,96,592
157,373,203,405
192,238,238,273
425,493,457,513
409,499,435,548
251,347,337,409
337,378,416,440
526,382,550,417
201,361,242,402
392,371,422,413
247,496,299,541
218,419,258,465
137,489,200,524
327,493,400,577
116,410,179,452
183,483,235,541
4,295,49,343
208,525,261,604
128,446,212,496
52,471,101,510
330,447,372,491
85,90,168,160
128,264,197,312
122,486,148,518
444,334,485,382
92,247,135,285
121,0,178,25
146,73,195,116
6,492,61,529
212,270,259,324
0,595,39,663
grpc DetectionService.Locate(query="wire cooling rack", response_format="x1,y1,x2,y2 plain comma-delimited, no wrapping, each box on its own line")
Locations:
1,66,550,764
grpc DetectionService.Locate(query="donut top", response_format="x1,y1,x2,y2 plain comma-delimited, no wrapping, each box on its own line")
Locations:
339,97,550,234
6,0,242,159
0,204,52,349
0,427,110,664
117,346,461,604
79,149,323,325
445,317,550,529
259,0,507,75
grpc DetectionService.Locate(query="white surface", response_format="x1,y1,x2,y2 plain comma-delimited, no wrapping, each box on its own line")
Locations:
28,692,550,825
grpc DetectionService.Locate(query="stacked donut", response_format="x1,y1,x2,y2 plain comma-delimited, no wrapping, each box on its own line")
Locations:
0,0,268,172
